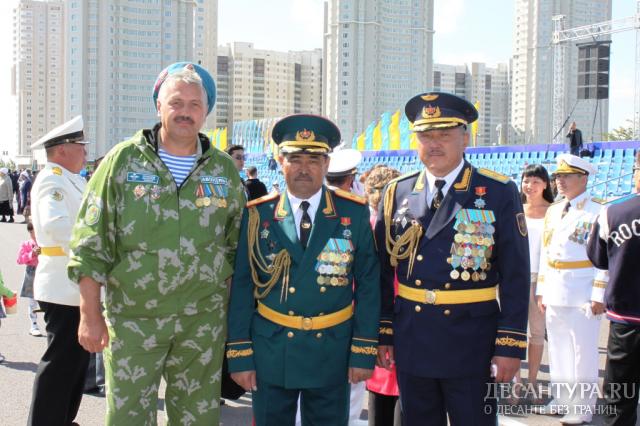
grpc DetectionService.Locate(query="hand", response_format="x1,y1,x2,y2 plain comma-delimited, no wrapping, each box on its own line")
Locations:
536,295,546,314
349,367,373,384
231,370,257,391
376,345,394,370
33,247,41,256
591,301,605,316
78,311,109,353
491,356,520,383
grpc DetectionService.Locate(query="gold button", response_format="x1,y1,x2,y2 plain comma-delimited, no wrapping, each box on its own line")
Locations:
289,287,296,294
415,279,422,286
320,286,326,293
415,305,422,312
417,255,424,261
288,311,294,316
444,283,451,289
444,309,451,316
287,331,294,338
316,332,323,338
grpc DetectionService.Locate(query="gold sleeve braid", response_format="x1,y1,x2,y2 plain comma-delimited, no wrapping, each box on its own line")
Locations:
383,181,423,277
247,207,292,302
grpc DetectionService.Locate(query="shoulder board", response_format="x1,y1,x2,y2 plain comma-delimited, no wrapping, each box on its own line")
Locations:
591,197,607,205
52,167,63,176
388,170,420,185
477,168,509,184
246,192,279,208
332,188,367,205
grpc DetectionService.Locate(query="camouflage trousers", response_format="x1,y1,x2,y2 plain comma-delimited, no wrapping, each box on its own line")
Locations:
103,312,226,425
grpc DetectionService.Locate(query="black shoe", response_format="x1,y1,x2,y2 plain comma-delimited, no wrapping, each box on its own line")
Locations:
8,217,14,223
0,217,5,222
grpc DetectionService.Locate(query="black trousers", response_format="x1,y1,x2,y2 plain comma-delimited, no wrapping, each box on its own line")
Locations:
368,391,402,426
603,322,640,426
397,371,496,426
28,301,90,426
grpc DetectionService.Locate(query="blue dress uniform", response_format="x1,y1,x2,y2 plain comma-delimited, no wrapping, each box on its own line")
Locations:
587,192,640,425
375,93,530,426
227,115,380,426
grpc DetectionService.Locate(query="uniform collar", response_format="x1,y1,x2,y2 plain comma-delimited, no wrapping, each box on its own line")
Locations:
424,159,465,195
566,190,589,210
288,187,323,221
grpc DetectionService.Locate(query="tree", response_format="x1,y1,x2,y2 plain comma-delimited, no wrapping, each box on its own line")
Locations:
605,119,634,141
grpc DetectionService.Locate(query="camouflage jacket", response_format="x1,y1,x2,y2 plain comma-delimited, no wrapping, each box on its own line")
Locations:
68,125,245,318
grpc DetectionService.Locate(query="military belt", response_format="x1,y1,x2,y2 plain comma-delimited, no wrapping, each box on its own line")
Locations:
40,246,66,256
257,302,353,331
398,283,498,305
547,259,593,270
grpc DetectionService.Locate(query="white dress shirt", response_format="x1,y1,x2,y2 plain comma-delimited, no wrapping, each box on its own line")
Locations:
288,188,323,239
423,159,465,206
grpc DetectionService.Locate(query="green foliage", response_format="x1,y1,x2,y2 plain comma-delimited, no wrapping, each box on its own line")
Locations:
605,119,634,141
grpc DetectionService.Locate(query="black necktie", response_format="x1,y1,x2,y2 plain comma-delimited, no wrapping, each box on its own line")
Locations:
300,201,312,249
431,179,446,211
561,201,571,218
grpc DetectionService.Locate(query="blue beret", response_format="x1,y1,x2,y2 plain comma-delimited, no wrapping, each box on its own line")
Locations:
405,92,478,132
153,62,216,115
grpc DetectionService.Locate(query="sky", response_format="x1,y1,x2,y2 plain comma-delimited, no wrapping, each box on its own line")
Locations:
0,0,636,157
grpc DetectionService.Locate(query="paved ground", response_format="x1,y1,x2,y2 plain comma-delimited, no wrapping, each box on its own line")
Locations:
0,215,636,425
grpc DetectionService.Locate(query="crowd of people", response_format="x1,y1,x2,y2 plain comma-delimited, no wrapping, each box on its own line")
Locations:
0,61,638,426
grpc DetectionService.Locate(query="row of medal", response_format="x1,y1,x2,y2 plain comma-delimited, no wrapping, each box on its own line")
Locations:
569,221,591,245
447,209,496,282
315,238,354,286
195,183,227,208
134,184,162,200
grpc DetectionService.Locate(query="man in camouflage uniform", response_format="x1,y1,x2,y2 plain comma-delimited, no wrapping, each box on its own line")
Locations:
68,62,245,425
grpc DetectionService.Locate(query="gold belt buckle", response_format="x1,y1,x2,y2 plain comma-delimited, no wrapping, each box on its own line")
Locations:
301,317,313,330
425,290,437,305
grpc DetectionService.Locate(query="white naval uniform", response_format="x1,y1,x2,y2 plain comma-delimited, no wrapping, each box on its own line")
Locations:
31,162,86,306
536,191,607,412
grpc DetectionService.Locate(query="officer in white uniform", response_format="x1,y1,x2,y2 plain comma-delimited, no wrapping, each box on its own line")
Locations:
325,148,365,196
27,116,91,426
536,154,607,425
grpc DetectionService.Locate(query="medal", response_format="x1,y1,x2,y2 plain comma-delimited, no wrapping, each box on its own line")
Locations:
461,271,471,281
317,276,325,285
195,198,204,207
343,229,352,239
454,234,464,243
260,228,269,239
474,186,487,209
150,185,162,200
218,198,227,208
134,184,147,199
450,270,460,279
330,277,339,286
202,197,212,207
480,272,487,280
472,272,480,282
457,223,466,233
467,223,476,233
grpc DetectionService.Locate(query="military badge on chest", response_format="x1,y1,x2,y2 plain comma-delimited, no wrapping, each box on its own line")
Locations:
448,209,496,282
315,238,353,286
569,221,591,245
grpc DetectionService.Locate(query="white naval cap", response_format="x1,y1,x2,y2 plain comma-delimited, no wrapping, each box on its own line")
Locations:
555,153,596,175
31,116,88,150
327,149,362,178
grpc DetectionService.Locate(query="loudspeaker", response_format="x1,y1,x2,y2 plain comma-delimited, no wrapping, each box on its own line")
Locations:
577,41,611,100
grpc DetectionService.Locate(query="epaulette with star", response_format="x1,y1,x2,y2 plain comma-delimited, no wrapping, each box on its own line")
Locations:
591,197,607,205
246,192,279,208
332,188,366,205
477,168,510,184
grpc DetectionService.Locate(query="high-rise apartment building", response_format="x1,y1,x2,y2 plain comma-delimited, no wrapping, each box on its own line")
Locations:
433,62,510,146
323,0,434,143
64,0,217,159
12,0,64,160
511,0,611,145
215,42,322,132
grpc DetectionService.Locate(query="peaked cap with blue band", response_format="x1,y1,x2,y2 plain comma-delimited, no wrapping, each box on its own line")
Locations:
405,92,478,132
272,114,341,154
153,62,217,115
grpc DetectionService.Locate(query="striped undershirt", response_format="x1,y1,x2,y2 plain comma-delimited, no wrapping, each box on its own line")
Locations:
158,147,197,187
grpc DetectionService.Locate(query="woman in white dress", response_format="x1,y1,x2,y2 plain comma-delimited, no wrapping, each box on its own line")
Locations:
515,164,555,404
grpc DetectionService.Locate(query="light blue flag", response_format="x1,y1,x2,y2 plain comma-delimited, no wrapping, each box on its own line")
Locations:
365,121,375,151
400,113,411,150
380,112,392,151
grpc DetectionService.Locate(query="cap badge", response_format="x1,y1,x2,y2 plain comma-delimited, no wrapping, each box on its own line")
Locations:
422,105,441,119
421,94,439,102
184,63,195,71
296,129,315,141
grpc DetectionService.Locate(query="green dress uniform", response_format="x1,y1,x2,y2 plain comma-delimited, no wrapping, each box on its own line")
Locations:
226,114,380,426
68,124,245,425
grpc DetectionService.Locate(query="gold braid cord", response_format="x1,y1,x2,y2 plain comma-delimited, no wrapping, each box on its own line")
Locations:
383,182,423,277
248,207,291,302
